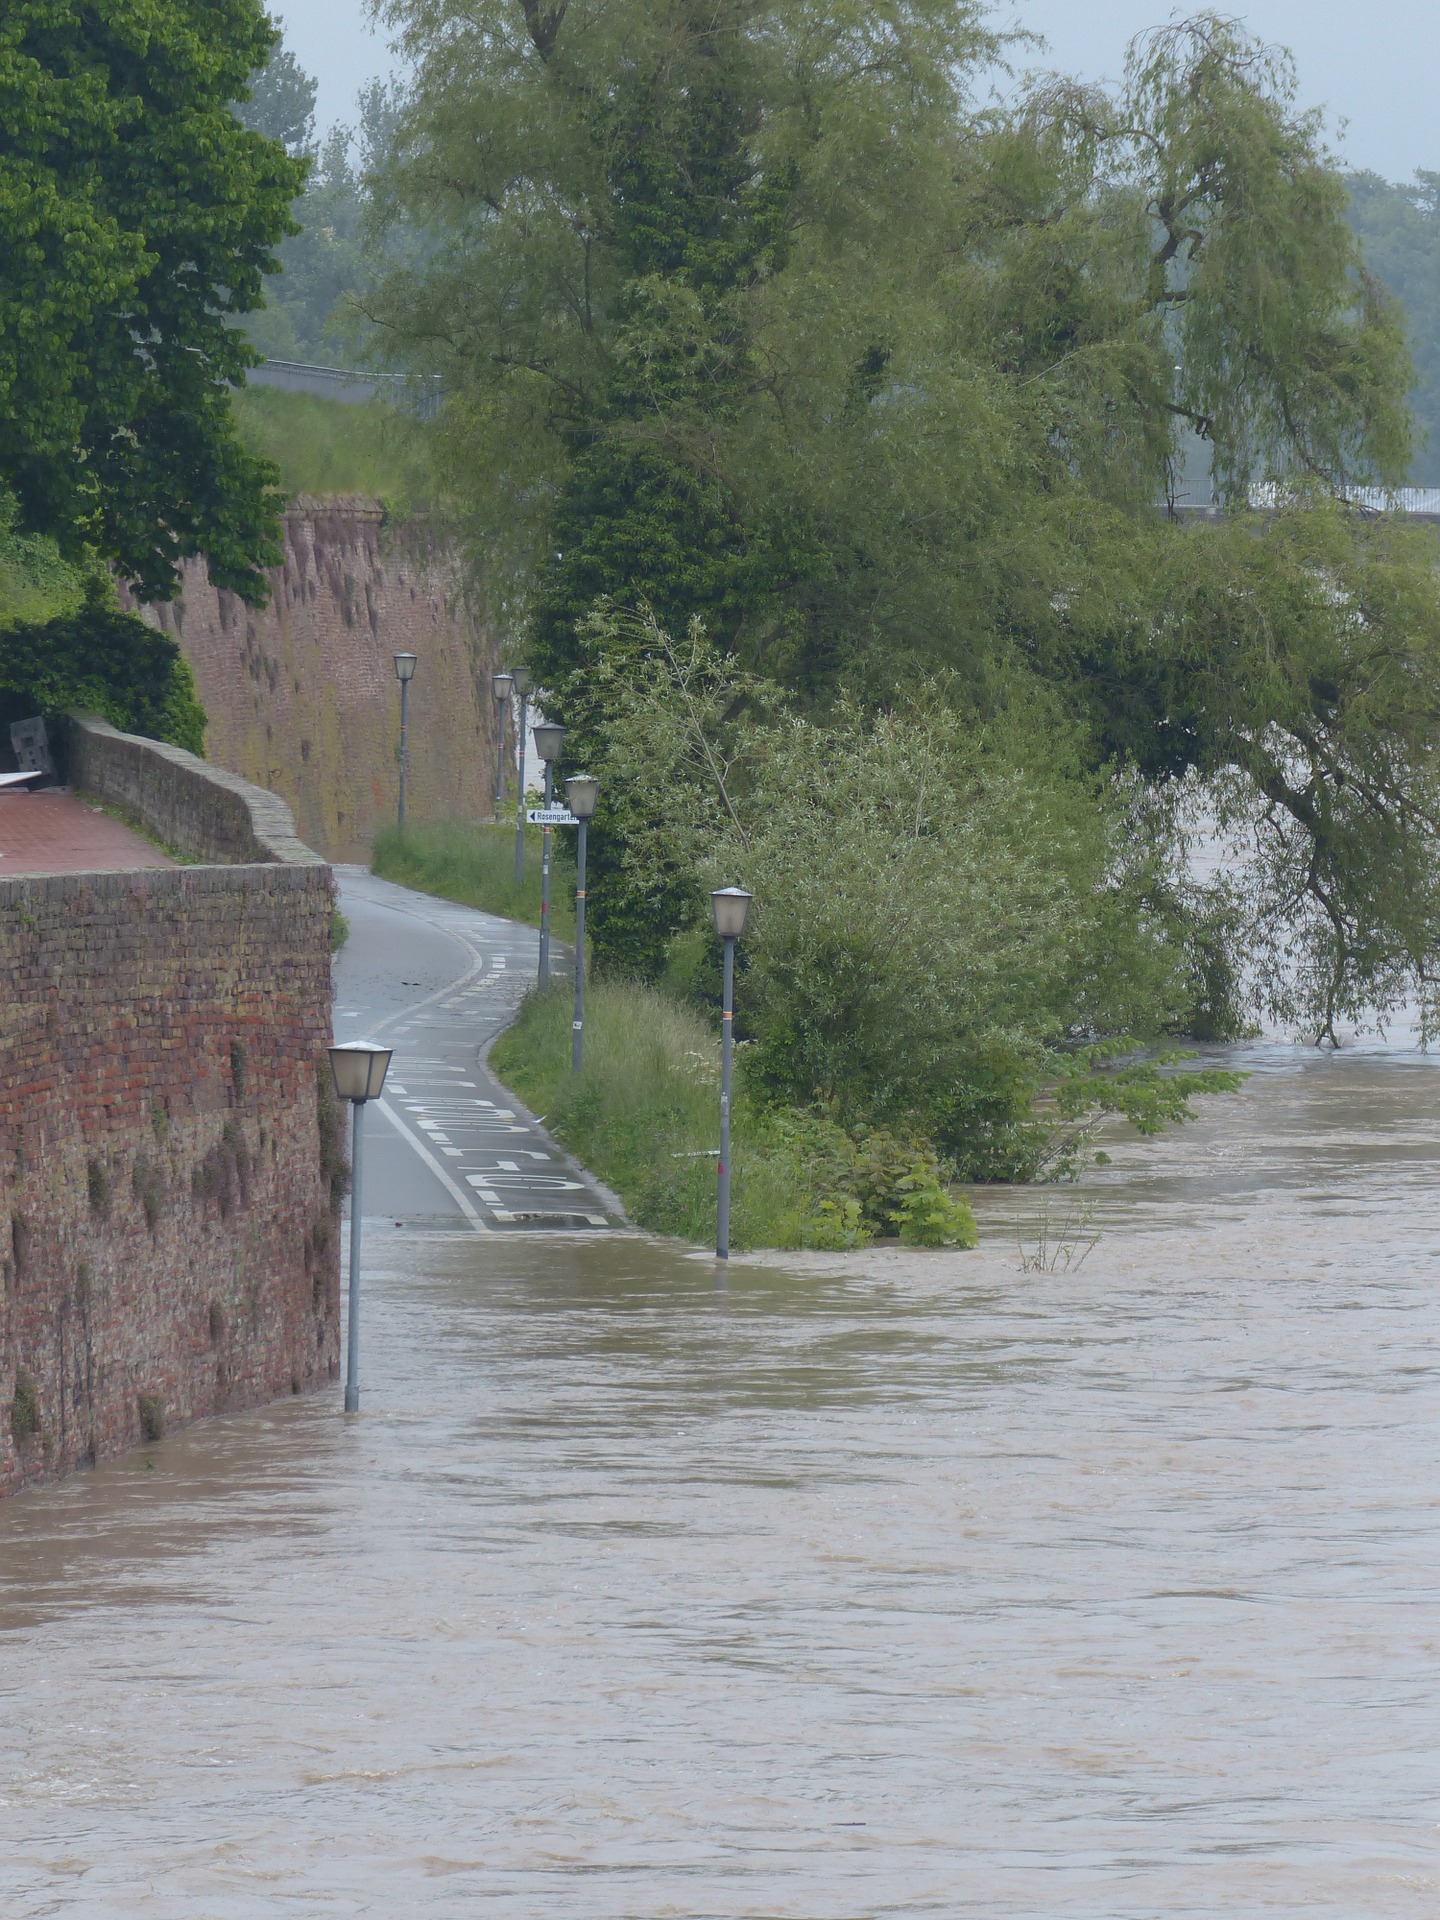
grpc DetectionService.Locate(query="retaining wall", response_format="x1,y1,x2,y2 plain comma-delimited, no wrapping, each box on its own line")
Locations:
0,719,340,1499
123,499,503,860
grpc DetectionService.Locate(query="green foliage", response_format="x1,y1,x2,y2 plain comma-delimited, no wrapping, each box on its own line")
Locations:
0,0,305,601
0,490,85,629
0,595,206,753
372,820,574,939
231,387,429,501
370,4,1408,677
489,980,979,1250
1346,171,1440,485
569,612,1242,1176
232,43,316,154
368,3,1439,1046
329,908,351,954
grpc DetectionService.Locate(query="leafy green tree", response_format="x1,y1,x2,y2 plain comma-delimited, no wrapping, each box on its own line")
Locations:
368,4,1440,1037
237,69,404,364
0,0,306,601
1346,170,1440,485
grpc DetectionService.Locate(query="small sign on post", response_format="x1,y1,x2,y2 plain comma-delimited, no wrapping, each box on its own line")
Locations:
526,806,579,826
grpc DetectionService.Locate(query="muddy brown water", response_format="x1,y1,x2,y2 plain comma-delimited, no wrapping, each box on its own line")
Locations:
2,1045,1438,1915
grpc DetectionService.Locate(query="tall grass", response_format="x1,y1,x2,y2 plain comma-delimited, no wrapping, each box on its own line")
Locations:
231,387,430,502
372,820,575,939
491,982,879,1250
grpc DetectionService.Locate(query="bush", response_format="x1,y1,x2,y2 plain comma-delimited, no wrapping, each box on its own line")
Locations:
0,593,206,753
489,981,978,1251
573,612,1240,1180
372,820,574,938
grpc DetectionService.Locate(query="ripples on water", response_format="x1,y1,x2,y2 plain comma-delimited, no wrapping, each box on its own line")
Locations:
2,1046,1438,1916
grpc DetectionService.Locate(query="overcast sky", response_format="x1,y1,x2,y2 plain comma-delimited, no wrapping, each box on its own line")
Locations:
272,0,1439,184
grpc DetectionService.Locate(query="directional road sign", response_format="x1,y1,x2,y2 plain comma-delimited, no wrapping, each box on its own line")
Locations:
526,806,579,826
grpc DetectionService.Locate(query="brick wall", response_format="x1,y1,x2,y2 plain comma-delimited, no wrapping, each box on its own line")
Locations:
0,730,339,1500
124,498,504,861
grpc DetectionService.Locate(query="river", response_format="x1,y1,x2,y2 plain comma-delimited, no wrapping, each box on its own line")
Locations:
2,1021,1438,1911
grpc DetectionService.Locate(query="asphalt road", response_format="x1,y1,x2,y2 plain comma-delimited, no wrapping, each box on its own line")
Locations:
331,866,622,1234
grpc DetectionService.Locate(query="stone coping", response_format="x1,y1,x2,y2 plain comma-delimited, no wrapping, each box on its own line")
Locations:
65,714,327,870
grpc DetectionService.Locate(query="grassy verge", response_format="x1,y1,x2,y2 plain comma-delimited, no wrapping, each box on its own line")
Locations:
232,387,430,502
372,820,575,940
490,981,978,1253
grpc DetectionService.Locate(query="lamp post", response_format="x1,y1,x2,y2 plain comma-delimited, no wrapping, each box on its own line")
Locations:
491,670,514,816
566,775,599,1072
532,721,566,984
394,652,418,829
512,669,532,884
328,1042,394,1413
710,887,752,1261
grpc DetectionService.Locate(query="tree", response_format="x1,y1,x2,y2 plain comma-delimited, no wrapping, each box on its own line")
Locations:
368,5,1440,1037
232,42,316,154
0,0,307,602
1346,170,1440,486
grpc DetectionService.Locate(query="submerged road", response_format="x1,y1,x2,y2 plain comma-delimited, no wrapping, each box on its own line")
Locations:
331,867,621,1233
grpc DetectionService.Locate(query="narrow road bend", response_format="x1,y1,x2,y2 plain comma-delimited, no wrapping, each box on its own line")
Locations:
331,866,623,1234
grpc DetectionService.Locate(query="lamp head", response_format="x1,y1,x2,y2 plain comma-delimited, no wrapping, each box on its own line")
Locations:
393,651,418,684
492,670,514,702
566,774,599,819
710,887,752,940
532,722,566,765
328,1043,394,1103
511,667,532,695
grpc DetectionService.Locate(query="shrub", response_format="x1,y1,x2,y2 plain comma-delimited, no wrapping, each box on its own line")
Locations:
0,592,206,753
490,982,981,1251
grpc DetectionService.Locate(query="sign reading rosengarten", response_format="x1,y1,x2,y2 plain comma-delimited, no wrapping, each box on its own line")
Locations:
526,806,579,826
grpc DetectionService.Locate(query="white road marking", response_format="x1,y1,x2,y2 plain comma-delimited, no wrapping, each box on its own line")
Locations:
373,1098,490,1233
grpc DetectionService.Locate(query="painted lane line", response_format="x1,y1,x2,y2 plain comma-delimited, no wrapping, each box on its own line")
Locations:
373,1097,491,1233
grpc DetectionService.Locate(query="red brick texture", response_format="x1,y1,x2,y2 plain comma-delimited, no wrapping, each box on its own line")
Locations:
122,498,503,860
0,733,340,1500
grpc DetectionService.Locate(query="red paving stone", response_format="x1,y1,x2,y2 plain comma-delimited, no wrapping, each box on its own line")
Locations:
0,790,175,877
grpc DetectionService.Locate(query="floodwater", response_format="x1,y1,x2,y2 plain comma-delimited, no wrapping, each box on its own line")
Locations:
3,1046,1440,1916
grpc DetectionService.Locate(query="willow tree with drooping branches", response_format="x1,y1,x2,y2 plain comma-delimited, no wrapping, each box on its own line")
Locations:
363,4,1440,1043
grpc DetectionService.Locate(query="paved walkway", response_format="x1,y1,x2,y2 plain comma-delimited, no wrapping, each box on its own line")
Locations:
331,867,624,1235
0,790,173,876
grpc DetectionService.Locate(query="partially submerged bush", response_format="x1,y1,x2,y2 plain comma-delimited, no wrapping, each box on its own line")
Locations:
578,613,1240,1179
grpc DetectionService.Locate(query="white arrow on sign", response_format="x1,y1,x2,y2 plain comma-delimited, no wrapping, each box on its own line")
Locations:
526,806,579,825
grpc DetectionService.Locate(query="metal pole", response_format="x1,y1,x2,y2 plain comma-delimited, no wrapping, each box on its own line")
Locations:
513,691,528,884
493,695,507,814
397,677,409,831
538,760,554,985
716,935,735,1260
344,1097,365,1413
571,816,587,1072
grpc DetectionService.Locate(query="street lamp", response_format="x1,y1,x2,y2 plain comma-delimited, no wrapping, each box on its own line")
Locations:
710,887,752,1261
394,652,418,830
511,668,532,885
532,722,566,984
491,671,514,816
566,775,599,1072
328,1042,394,1413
